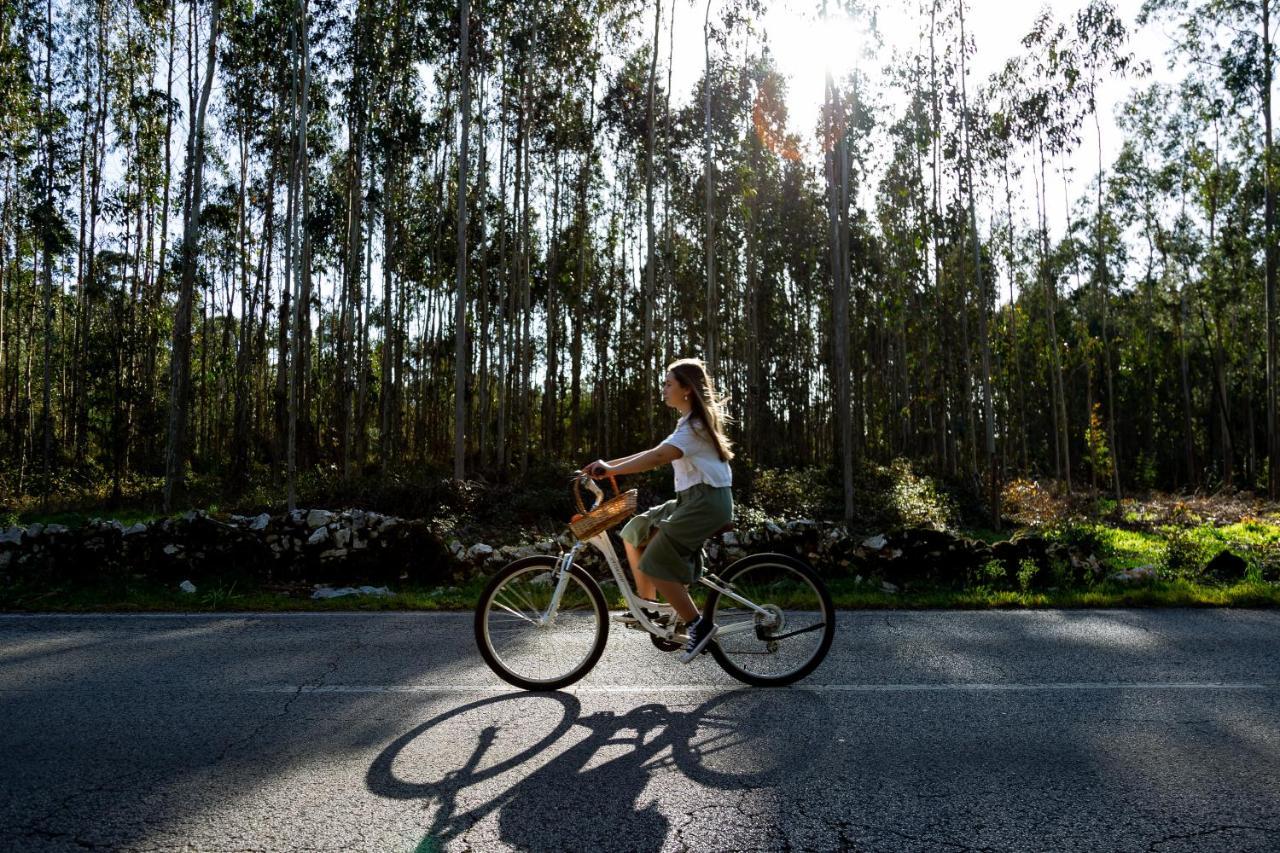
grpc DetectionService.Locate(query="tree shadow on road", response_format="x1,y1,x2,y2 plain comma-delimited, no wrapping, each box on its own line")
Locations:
367,689,831,852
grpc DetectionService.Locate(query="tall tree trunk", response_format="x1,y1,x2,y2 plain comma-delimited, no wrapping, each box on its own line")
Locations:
1037,132,1071,490
1093,105,1121,502
1263,0,1277,497
644,0,660,439
826,67,852,523
957,0,998,527
163,0,220,512
39,0,56,505
703,0,717,374
454,0,470,480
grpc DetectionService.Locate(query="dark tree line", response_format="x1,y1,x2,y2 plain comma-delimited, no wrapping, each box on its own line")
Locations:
1,0,1278,522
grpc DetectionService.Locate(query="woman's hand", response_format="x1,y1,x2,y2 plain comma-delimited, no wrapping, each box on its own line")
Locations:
584,460,613,479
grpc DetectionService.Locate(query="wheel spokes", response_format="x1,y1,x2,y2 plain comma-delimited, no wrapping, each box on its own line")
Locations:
482,566,604,686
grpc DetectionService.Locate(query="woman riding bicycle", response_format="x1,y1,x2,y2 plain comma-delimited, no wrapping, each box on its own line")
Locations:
585,357,733,663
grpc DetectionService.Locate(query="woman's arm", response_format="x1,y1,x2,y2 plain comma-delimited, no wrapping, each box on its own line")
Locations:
603,449,649,468
599,443,682,477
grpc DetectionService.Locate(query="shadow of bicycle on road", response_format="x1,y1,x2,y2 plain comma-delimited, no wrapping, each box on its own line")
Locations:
367,688,831,852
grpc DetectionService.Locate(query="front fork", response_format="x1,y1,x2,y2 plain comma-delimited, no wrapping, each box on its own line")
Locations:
542,544,583,625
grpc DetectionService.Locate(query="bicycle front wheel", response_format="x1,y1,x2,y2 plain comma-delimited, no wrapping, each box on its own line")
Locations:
706,553,835,687
474,556,609,691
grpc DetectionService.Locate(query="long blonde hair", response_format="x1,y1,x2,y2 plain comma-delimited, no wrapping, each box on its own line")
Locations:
668,357,734,462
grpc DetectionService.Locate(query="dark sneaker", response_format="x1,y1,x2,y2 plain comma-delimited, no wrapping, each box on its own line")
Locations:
679,616,718,663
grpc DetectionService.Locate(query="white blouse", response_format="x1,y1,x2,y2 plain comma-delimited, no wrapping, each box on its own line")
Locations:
662,413,733,492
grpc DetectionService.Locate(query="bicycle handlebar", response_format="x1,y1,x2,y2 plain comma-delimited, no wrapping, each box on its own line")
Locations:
572,471,619,514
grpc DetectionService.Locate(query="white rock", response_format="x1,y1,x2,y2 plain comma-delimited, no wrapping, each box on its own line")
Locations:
448,539,464,557
307,527,329,546
1109,565,1158,584
765,521,784,536
179,580,197,593
319,548,347,560
536,539,556,553
123,523,146,536
880,581,899,594
250,513,270,531
332,527,352,549
306,509,334,529
529,572,554,586
352,538,367,550
722,531,739,547
0,528,21,545
863,535,887,550
26,524,44,538
45,524,69,535
163,544,182,556
467,543,494,561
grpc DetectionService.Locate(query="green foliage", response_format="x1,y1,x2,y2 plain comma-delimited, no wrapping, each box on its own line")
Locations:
1016,558,1040,592
740,467,839,520
969,558,1008,591
1084,403,1113,483
1161,523,1209,578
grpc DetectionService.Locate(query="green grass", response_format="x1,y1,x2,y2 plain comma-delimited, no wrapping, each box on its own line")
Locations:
1088,525,1166,570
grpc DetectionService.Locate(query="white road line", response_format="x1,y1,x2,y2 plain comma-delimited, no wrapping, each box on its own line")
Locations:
244,681,1279,695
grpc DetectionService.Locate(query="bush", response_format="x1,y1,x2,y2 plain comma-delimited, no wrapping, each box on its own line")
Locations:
1016,558,1040,592
740,467,839,520
1161,524,1208,578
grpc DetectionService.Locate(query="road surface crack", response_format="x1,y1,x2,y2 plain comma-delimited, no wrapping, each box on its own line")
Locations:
213,627,364,764
1148,824,1277,850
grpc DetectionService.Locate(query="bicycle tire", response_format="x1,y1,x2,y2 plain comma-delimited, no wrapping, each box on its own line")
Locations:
474,556,609,691
705,552,835,687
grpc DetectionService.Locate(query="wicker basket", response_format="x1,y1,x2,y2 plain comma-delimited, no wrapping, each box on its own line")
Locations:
569,475,638,540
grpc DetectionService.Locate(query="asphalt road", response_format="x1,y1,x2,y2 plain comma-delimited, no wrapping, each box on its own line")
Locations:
1,609,1278,852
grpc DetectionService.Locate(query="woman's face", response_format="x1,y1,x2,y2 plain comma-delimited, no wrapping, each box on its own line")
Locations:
661,372,689,411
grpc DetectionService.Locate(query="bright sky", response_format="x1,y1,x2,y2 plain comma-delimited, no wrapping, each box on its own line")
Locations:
664,0,1178,247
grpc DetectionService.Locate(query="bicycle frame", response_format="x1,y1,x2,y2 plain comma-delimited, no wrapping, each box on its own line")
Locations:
545,528,777,642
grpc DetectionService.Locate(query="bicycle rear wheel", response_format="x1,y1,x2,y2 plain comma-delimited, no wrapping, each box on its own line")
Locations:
705,553,835,687
474,556,609,691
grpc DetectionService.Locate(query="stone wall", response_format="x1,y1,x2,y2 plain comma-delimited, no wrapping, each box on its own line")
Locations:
0,510,1100,592
0,509,453,587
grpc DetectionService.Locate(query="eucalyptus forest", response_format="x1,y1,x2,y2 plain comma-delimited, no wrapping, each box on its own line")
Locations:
1,0,1277,524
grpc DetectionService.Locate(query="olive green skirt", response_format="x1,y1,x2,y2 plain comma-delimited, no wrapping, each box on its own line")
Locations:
619,483,733,584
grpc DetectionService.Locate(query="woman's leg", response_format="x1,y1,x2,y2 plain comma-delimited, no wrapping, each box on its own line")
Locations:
646,578,698,623
624,535,659,601
626,535,698,621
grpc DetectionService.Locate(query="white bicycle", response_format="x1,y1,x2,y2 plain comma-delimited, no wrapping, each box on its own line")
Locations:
474,473,835,690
